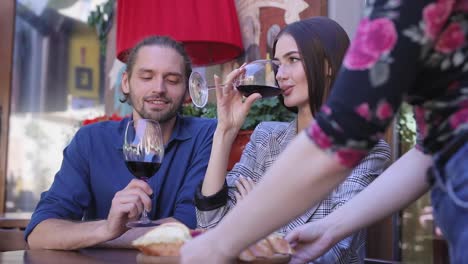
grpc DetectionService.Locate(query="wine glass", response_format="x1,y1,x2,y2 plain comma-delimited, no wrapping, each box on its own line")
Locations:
123,119,164,227
188,59,282,108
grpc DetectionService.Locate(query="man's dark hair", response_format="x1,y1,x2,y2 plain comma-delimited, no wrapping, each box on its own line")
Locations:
121,35,192,103
272,17,350,116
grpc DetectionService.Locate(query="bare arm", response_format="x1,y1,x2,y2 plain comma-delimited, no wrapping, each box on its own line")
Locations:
182,137,431,263
181,132,348,263
201,73,260,196
27,219,113,250
97,217,180,248
285,148,432,262
308,140,391,263
207,132,350,257
200,129,238,196
28,179,153,250
325,148,431,243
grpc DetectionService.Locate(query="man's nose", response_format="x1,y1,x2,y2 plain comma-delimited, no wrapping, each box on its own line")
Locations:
152,79,167,93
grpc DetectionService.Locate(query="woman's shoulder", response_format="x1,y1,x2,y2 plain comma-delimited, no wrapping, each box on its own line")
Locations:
249,121,295,147
369,139,392,157
254,121,292,135
352,139,392,176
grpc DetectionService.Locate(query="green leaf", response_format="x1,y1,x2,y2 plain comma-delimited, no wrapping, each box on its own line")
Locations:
182,97,295,130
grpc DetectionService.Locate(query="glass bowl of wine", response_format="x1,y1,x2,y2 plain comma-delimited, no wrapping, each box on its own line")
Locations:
123,119,164,227
188,59,282,108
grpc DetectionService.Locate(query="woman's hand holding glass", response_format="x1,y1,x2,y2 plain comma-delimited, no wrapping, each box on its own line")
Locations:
189,59,281,107
213,66,261,136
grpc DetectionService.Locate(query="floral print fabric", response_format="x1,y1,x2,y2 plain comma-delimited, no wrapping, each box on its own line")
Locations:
307,0,468,167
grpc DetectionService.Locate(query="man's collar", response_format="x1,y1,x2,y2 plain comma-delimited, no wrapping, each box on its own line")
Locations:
115,114,191,150
168,114,192,143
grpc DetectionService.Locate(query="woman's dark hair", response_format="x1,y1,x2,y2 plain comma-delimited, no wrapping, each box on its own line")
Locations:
120,35,192,103
272,17,350,116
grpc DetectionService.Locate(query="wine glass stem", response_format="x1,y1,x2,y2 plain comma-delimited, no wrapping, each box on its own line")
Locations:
140,209,151,224
140,177,151,224
206,84,229,90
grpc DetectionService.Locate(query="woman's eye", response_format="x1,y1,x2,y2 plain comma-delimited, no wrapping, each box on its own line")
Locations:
140,76,152,80
289,57,301,63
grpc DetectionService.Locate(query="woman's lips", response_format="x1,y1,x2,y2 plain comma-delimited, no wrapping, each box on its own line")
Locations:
281,86,293,96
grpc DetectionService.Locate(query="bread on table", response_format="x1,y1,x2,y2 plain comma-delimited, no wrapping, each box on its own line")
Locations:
238,248,257,262
132,222,192,256
266,232,294,255
133,223,292,260
238,232,293,261
248,238,276,258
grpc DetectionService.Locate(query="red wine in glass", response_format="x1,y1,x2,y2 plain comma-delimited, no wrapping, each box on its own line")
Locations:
236,85,282,98
123,119,164,228
125,161,161,180
189,59,281,107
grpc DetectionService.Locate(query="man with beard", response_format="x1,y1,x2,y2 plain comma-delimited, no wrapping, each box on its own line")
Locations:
25,36,217,250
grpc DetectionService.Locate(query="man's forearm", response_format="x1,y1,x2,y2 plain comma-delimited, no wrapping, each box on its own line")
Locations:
28,219,113,250
97,217,180,248
98,227,153,248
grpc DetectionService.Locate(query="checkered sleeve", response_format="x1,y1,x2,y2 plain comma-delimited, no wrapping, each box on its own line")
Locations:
309,139,391,263
195,125,268,229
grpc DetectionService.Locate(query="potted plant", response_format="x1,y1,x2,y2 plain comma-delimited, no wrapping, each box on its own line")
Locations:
182,98,295,170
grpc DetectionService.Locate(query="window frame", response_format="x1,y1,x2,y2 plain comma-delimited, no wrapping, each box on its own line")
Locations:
0,0,15,215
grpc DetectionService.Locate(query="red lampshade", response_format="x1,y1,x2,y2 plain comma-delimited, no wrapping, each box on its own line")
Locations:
116,0,244,66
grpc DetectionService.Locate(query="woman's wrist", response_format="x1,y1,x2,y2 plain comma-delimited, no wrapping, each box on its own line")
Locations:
214,127,239,143
324,213,348,245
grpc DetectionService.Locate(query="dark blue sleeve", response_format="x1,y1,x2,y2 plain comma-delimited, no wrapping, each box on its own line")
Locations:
24,127,92,240
172,121,216,229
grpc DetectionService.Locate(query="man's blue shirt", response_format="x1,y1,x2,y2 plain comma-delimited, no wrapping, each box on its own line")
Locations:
25,115,216,239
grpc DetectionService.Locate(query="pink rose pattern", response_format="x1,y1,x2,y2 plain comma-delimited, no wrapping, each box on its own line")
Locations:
354,102,394,122
355,103,371,121
344,18,398,70
454,0,468,11
414,106,428,138
321,105,332,115
308,122,332,149
376,100,394,120
336,149,368,168
449,108,468,129
423,1,454,40
435,22,465,53
306,0,468,168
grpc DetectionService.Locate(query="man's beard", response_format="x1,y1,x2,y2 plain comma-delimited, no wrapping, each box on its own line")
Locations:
128,90,184,124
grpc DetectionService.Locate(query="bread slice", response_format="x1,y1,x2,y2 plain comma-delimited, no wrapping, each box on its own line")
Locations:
248,238,275,258
132,222,192,256
266,233,293,255
239,232,293,260
238,248,256,262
